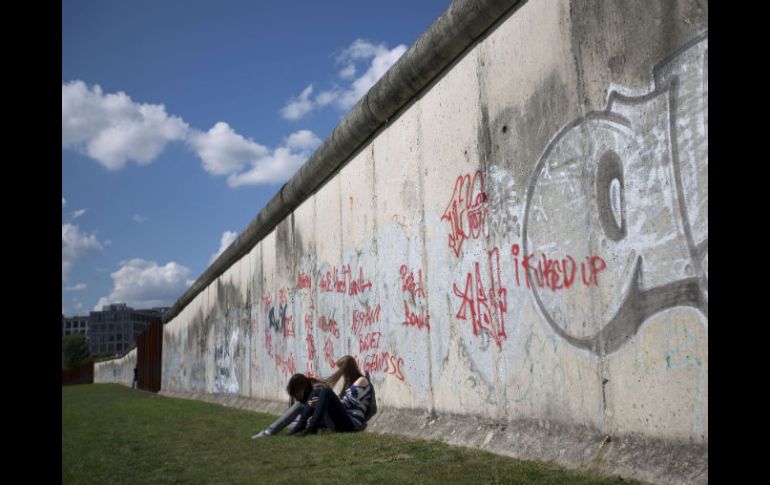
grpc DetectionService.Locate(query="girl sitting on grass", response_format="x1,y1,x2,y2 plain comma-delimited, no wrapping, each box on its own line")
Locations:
294,355,372,437
252,355,374,438
251,373,328,438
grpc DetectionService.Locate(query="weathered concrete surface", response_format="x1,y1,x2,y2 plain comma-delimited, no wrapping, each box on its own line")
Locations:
95,1,712,484
94,349,136,386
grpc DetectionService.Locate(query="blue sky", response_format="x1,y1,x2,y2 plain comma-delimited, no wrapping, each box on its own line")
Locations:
62,0,450,316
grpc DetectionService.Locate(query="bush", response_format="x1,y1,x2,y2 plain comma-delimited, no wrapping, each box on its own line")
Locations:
62,334,91,369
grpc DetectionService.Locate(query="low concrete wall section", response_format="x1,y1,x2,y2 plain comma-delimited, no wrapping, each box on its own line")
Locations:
95,349,136,387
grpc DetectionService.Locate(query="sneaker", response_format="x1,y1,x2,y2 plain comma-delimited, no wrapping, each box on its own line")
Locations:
251,430,271,440
294,428,317,438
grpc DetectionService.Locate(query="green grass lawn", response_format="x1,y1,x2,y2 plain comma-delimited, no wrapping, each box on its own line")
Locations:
63,384,639,484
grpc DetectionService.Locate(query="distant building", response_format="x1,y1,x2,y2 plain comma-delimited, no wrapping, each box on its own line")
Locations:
62,315,89,338
150,307,171,316
86,303,166,356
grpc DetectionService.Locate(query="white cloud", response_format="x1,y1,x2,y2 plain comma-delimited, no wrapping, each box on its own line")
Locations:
336,41,407,110
286,130,322,151
71,209,87,219
190,124,321,187
209,230,238,264
62,80,189,170
133,214,149,223
64,283,87,291
225,130,321,187
226,148,304,187
280,84,315,121
63,80,319,189
187,122,269,176
62,197,66,207
280,39,407,120
94,258,193,310
338,64,356,79
62,223,103,282
336,39,387,62
315,90,340,107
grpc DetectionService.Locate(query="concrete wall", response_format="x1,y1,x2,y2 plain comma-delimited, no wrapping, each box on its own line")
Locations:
95,349,136,387
157,1,706,482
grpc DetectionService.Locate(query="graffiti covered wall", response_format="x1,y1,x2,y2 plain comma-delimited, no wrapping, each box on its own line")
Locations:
160,0,707,475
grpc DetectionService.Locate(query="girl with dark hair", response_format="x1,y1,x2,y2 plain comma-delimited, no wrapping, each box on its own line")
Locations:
294,355,373,437
252,356,375,439
251,373,328,439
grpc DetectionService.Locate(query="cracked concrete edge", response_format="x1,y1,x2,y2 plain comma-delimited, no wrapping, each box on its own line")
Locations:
161,0,523,325
156,390,706,485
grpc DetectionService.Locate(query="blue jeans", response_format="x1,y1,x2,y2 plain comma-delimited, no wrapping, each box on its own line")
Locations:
305,387,355,433
263,402,306,435
262,400,331,435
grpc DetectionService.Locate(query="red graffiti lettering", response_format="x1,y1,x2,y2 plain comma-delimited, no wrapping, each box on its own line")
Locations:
334,266,346,293
297,271,312,290
562,255,577,288
352,304,381,337
587,256,607,286
324,338,336,368
304,314,317,377
512,243,521,286
282,314,295,338
274,352,297,377
364,351,390,374
264,326,273,357
346,265,373,297
318,315,340,339
521,252,542,289
399,264,426,300
262,294,272,313
358,331,382,353
278,288,288,306
389,355,406,381
403,300,430,331
512,244,607,291
453,247,508,349
541,254,563,291
305,332,316,362
319,270,333,293
362,351,406,382
442,170,488,258
318,264,372,298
